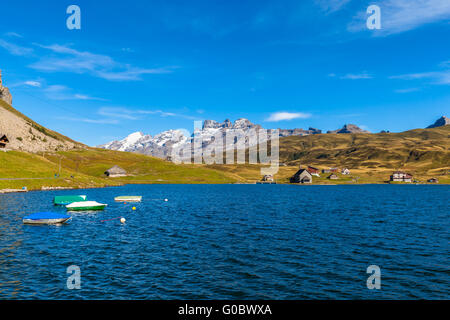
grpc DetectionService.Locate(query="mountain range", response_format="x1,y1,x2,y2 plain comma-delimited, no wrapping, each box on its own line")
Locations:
99,117,448,159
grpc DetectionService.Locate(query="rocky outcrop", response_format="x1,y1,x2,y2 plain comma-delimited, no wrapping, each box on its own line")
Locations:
427,116,449,128
0,70,12,105
0,102,81,152
202,118,261,130
327,124,370,134
0,86,12,105
279,127,322,137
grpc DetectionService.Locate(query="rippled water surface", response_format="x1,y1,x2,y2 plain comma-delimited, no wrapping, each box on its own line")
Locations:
0,184,448,299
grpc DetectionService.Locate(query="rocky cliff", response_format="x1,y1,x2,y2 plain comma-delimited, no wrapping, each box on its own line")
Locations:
0,87,12,105
427,116,449,128
327,124,370,134
0,70,12,105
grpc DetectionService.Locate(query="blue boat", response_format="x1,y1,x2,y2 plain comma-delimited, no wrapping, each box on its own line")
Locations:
23,212,72,225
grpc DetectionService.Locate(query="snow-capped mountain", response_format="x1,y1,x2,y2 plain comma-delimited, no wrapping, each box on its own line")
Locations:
98,118,321,160
98,129,189,158
99,132,149,152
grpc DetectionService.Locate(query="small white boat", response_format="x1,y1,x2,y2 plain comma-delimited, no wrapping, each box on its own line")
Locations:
66,201,107,211
114,196,142,202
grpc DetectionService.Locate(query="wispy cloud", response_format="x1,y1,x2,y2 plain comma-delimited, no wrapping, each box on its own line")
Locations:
44,85,106,100
390,61,450,85
0,39,33,56
340,72,373,80
29,43,178,81
394,88,420,93
4,32,23,38
266,112,311,122
391,71,450,84
315,0,352,13
24,80,41,87
10,80,42,88
57,116,119,124
348,0,450,35
97,107,198,121
95,66,176,81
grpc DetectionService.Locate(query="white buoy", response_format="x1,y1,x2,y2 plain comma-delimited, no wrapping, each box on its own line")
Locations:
120,218,126,223
164,198,168,202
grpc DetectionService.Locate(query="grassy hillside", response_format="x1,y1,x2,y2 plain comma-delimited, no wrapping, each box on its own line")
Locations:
0,148,238,190
206,126,450,184
278,126,450,172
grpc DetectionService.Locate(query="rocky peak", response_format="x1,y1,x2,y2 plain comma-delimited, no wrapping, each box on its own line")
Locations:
202,118,260,130
223,119,232,128
203,120,221,129
279,127,322,137
427,116,449,128
327,124,370,134
0,69,13,105
233,118,261,130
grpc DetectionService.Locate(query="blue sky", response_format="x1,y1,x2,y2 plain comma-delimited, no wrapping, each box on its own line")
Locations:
0,0,449,146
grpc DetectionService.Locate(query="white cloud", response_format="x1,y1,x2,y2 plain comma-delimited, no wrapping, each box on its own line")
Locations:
30,43,177,81
24,81,41,87
97,107,197,121
96,66,176,81
266,112,312,122
0,39,33,56
394,88,420,93
57,116,119,124
391,71,450,84
340,72,373,80
4,32,23,38
44,85,105,100
390,61,450,85
315,0,352,13
348,0,450,35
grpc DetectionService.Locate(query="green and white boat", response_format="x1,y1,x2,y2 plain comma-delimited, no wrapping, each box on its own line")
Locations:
66,201,107,211
114,196,142,202
54,195,87,205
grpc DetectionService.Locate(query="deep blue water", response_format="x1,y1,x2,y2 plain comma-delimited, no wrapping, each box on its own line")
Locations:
0,184,448,299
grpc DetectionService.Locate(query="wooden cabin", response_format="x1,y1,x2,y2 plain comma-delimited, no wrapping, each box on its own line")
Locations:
290,169,312,184
390,171,412,182
104,165,127,177
0,134,9,148
341,168,350,175
328,173,339,180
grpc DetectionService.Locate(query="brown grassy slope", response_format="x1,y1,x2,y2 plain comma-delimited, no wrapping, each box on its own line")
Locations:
278,126,450,172
207,126,450,183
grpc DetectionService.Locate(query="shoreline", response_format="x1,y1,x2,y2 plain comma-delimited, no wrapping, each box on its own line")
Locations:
1,181,448,194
